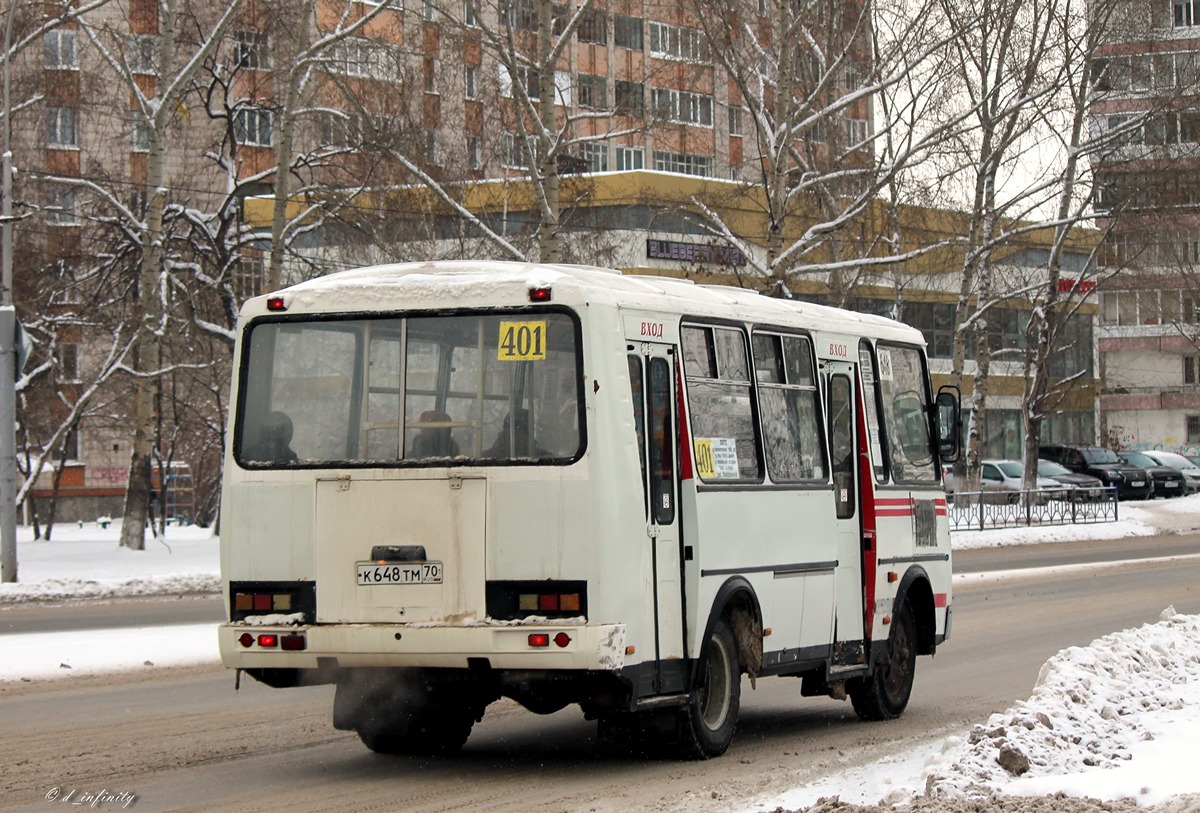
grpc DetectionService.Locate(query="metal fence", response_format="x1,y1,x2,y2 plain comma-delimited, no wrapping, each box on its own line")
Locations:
947,487,1119,531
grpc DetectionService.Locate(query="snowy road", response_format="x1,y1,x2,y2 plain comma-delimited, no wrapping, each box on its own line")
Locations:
4,534,1200,813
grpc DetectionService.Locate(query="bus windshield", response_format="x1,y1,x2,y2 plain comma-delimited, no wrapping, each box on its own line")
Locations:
235,311,582,467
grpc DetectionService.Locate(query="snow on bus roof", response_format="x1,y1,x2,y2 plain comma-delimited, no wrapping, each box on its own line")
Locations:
262,261,923,342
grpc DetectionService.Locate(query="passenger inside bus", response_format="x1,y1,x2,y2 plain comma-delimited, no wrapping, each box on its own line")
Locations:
244,410,298,463
484,408,548,458
411,409,460,458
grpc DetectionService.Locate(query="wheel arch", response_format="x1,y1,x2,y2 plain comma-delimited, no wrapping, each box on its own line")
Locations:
895,565,936,656
694,577,763,688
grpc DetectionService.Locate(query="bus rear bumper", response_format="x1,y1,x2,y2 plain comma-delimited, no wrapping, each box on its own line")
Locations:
218,621,628,672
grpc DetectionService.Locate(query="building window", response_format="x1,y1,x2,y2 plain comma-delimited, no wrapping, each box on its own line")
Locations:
845,117,868,145
327,38,404,82
464,0,478,26
578,74,607,109
501,0,538,31
615,80,644,116
44,30,77,69
614,14,643,50
426,131,440,164
499,63,538,99
728,106,742,136
653,150,712,177
465,65,477,99
319,111,360,146
1189,415,1200,442
234,30,270,69
1176,0,1196,26
617,145,643,170
648,21,710,62
48,187,78,225
468,136,481,169
128,35,155,74
131,116,150,152
423,0,436,19
57,343,80,382
234,107,273,147
46,107,77,147
582,142,608,171
424,57,437,92
651,87,713,126
501,132,537,168
578,8,607,44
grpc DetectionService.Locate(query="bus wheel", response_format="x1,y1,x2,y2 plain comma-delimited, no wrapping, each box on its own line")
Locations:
680,616,741,759
849,600,916,721
357,699,477,756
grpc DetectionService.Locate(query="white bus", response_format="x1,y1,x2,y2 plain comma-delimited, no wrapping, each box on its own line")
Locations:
219,261,960,758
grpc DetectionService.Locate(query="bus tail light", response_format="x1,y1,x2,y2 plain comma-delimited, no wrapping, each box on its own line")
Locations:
281,633,306,651
528,633,550,647
229,581,315,623
554,632,571,648
257,634,278,648
486,580,587,620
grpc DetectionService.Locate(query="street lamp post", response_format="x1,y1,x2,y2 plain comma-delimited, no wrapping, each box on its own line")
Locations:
1,0,21,583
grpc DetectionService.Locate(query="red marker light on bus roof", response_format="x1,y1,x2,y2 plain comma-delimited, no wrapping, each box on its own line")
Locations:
266,296,287,311
528,286,552,303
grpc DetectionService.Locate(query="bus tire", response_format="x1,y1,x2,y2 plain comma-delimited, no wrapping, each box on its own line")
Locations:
849,600,917,721
680,616,741,759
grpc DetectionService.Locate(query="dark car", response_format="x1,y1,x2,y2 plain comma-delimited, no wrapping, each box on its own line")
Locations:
1117,450,1187,498
1035,459,1107,501
1038,444,1155,500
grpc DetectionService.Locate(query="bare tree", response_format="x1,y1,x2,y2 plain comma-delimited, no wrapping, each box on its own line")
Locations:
78,0,244,549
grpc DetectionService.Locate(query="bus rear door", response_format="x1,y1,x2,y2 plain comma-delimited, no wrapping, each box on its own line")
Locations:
823,357,867,663
627,341,685,693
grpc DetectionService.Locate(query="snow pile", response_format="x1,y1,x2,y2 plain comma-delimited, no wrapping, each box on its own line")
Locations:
0,522,218,604
924,607,1200,802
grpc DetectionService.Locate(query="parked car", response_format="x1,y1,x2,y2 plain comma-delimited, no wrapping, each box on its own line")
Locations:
1140,450,1200,494
1038,444,1155,500
942,464,1007,504
979,460,1062,503
1116,450,1187,497
1035,459,1107,501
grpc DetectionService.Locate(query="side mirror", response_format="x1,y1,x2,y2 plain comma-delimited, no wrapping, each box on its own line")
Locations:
934,385,961,463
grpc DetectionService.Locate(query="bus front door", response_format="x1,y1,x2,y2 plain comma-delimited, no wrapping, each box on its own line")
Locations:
627,344,685,693
825,362,866,665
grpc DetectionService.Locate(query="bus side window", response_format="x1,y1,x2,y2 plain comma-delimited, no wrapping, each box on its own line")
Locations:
649,357,674,523
628,355,649,515
829,374,855,519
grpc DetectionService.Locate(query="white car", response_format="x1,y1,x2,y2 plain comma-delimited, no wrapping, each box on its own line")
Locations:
1140,450,1200,494
979,459,1064,504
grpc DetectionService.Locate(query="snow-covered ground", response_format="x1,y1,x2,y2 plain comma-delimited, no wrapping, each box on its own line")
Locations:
4,500,1200,810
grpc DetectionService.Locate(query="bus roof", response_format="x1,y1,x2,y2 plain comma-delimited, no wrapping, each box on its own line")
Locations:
248,260,926,346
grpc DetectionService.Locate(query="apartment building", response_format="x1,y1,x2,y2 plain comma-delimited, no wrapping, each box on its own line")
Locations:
8,0,875,521
1091,0,1200,452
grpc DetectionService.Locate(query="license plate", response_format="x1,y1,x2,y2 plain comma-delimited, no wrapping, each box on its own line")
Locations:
357,562,443,586
1131,480,1145,487
1167,482,1180,487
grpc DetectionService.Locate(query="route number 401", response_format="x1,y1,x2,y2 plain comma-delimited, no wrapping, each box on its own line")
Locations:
497,321,547,361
